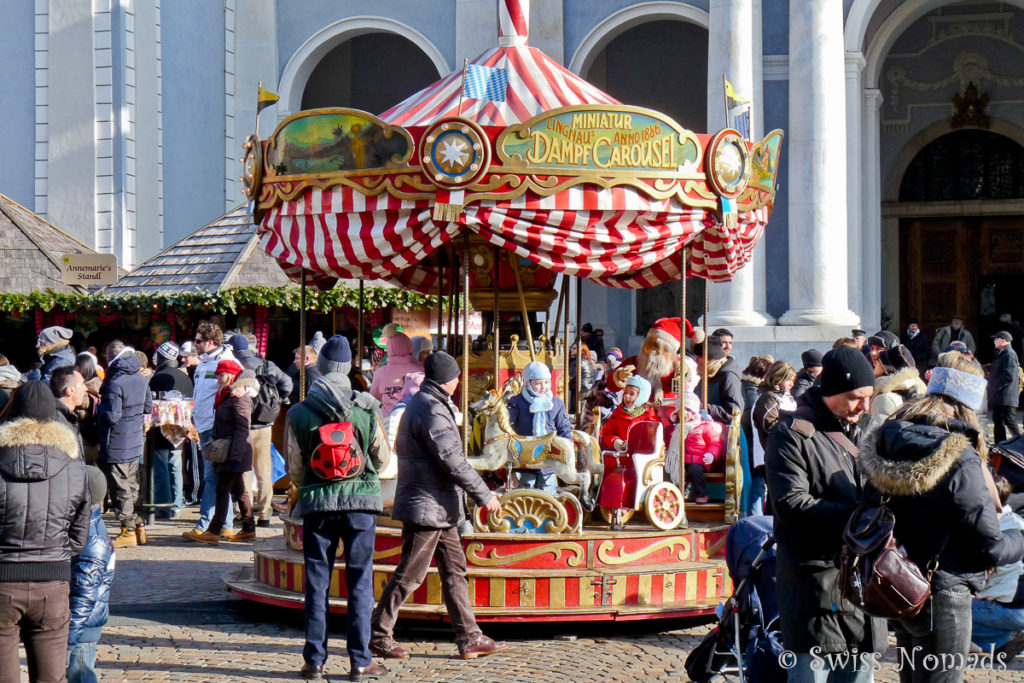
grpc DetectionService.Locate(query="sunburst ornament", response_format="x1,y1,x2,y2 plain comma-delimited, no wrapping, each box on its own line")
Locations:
421,117,491,189
705,129,751,199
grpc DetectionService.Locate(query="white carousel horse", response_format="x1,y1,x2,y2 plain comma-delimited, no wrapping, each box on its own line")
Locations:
467,377,603,509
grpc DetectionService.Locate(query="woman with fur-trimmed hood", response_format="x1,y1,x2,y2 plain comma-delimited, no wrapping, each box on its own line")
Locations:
869,344,926,426
860,351,1024,679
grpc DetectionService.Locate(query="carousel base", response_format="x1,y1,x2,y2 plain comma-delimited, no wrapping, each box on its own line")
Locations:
224,515,731,623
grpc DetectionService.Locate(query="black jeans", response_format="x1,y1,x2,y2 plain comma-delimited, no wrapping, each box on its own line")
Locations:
208,470,253,534
371,525,482,648
991,405,1022,444
100,461,140,529
893,583,973,683
685,463,708,498
0,580,70,683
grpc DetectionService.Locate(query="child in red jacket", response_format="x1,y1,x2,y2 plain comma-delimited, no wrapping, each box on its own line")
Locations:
600,376,657,451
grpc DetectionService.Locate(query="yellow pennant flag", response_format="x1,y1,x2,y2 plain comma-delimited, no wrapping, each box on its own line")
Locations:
724,78,750,106
257,85,279,114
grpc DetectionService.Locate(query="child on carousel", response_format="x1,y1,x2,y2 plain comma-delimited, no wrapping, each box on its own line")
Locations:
599,376,657,452
665,392,725,503
507,361,572,494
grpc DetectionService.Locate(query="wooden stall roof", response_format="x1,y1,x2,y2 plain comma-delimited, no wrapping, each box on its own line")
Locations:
0,192,100,295
106,205,393,296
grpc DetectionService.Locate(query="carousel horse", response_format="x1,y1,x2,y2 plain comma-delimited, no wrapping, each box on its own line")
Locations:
468,376,603,509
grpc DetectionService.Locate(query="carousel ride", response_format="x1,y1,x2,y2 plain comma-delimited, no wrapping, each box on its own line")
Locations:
225,0,782,622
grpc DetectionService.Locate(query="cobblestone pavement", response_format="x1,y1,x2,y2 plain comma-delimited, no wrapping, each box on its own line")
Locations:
17,506,1024,682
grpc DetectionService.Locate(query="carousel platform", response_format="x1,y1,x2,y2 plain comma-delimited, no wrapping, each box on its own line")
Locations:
224,515,731,623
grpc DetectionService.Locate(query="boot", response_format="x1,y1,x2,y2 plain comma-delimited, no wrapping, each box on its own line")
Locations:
135,525,148,545
111,527,138,548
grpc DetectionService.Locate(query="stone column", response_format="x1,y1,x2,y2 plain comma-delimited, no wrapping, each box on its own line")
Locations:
779,0,858,326
845,53,865,322
861,88,884,331
706,0,773,327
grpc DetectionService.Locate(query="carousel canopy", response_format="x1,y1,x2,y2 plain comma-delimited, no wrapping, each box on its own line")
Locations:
249,0,782,295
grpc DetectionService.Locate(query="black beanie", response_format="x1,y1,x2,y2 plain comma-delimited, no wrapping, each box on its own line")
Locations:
693,336,725,361
424,351,461,384
820,346,876,397
879,345,915,374
801,349,823,369
7,380,57,421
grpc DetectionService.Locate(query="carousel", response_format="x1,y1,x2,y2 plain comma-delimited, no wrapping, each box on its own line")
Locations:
225,0,782,622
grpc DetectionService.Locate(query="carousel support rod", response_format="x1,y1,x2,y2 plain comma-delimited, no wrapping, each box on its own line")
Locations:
299,270,307,402
562,275,570,403
436,260,445,344
702,278,709,409
462,233,471,456
357,280,365,370
575,277,583,427
507,252,536,363
493,246,501,391
447,254,456,353
450,254,459,354
551,276,567,351
679,253,688,526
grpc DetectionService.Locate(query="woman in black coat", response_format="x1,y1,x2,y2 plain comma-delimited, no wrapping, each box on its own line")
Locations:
859,351,1024,681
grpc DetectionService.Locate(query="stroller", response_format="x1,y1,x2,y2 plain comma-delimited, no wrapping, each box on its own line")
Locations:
685,516,783,683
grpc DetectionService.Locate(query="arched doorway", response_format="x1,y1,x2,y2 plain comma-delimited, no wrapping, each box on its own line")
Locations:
583,19,709,336
898,130,1024,360
301,32,440,113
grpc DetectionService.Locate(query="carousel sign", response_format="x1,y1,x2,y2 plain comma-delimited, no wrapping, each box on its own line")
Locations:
497,105,701,174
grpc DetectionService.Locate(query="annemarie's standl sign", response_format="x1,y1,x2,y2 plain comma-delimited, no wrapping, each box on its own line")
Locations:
497,105,701,175
61,253,118,286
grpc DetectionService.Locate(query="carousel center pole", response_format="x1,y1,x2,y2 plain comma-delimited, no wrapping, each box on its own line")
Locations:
299,270,307,401
507,253,536,363
462,233,471,455
493,246,501,391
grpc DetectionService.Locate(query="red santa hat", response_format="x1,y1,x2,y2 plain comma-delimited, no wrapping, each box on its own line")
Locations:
647,317,705,352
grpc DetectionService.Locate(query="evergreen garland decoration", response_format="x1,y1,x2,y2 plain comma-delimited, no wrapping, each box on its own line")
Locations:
0,285,447,315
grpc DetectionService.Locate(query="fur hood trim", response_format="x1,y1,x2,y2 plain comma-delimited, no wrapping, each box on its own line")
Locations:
235,376,259,393
874,367,925,396
741,374,764,385
37,340,71,356
859,428,969,496
0,417,80,458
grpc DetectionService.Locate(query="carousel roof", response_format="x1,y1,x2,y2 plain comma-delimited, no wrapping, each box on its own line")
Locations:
0,192,99,295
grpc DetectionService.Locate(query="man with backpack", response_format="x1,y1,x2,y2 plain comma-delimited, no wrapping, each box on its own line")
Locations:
286,335,390,681
226,334,292,527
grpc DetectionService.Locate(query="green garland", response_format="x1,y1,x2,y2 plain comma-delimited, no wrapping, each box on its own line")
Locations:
0,285,447,315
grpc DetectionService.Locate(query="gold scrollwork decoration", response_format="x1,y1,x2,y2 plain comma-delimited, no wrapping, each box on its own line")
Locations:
596,537,691,565
465,541,585,568
372,546,403,561
474,489,582,534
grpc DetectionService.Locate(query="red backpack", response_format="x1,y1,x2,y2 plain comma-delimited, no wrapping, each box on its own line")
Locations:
310,422,366,481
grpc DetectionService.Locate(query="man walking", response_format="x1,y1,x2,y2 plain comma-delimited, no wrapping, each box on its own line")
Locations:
370,352,508,662
286,335,389,681
227,333,291,527
183,323,238,540
98,341,153,548
765,346,887,681
989,331,1022,443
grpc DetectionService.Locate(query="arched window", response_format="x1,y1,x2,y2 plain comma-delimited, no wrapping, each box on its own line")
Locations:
899,130,1024,202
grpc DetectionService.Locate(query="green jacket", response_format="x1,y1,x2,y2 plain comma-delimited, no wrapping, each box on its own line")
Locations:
286,378,388,516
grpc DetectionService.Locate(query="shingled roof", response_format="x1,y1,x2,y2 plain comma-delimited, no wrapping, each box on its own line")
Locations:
0,192,98,294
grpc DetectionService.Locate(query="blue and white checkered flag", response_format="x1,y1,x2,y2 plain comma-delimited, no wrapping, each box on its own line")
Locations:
463,63,508,103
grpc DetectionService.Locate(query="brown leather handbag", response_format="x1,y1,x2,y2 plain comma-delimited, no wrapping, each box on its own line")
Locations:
838,501,941,619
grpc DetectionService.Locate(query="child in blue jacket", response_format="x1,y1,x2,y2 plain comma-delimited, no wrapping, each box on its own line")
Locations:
67,466,116,683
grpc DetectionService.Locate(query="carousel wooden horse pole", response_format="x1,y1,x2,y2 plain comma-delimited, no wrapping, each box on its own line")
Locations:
562,275,570,402
575,277,583,426
702,279,709,409
462,232,471,455
299,269,307,401
493,246,501,390
679,253,688,523
551,277,567,351
356,280,364,370
507,252,536,363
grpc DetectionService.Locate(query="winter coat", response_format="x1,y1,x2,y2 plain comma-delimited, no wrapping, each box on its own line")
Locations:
685,419,725,468
507,392,573,440
932,325,976,360
192,344,236,434
764,387,887,654
740,377,760,452
369,334,423,418
600,404,658,451
901,330,931,370
791,370,818,398
212,377,258,473
0,417,91,582
149,361,194,399
392,380,493,528
31,345,76,384
700,358,744,425
568,355,596,405
98,351,153,464
56,401,85,459
234,348,293,425
869,367,926,425
988,346,1020,408
860,418,1024,592
287,363,321,404
286,376,387,516
68,505,114,646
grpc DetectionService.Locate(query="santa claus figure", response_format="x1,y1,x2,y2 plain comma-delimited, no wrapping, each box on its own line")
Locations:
607,317,704,402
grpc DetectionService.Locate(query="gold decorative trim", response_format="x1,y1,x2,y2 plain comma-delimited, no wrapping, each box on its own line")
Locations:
372,546,402,561
596,537,691,565
724,407,743,524
465,541,585,568
474,489,582,534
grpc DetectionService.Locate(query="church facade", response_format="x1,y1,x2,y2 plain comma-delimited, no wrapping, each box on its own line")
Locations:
2,1,1022,360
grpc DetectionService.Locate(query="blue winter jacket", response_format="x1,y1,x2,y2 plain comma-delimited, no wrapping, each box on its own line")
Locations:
506,393,573,439
98,351,153,463
68,506,114,646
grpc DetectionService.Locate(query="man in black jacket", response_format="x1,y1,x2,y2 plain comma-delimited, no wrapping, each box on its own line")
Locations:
370,352,507,662
901,320,930,373
988,331,1021,443
0,381,91,681
765,346,886,681
693,336,744,424
226,334,292,527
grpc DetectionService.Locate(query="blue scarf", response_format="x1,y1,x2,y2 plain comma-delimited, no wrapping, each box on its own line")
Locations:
522,362,555,437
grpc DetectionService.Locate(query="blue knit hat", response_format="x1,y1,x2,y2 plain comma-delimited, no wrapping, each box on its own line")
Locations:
317,335,352,375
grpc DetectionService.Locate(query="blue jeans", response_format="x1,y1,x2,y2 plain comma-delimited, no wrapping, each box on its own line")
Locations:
747,472,767,517
151,446,183,516
67,641,98,683
972,598,1024,651
788,652,876,683
302,511,376,669
196,430,232,532
515,469,557,495
894,583,973,683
